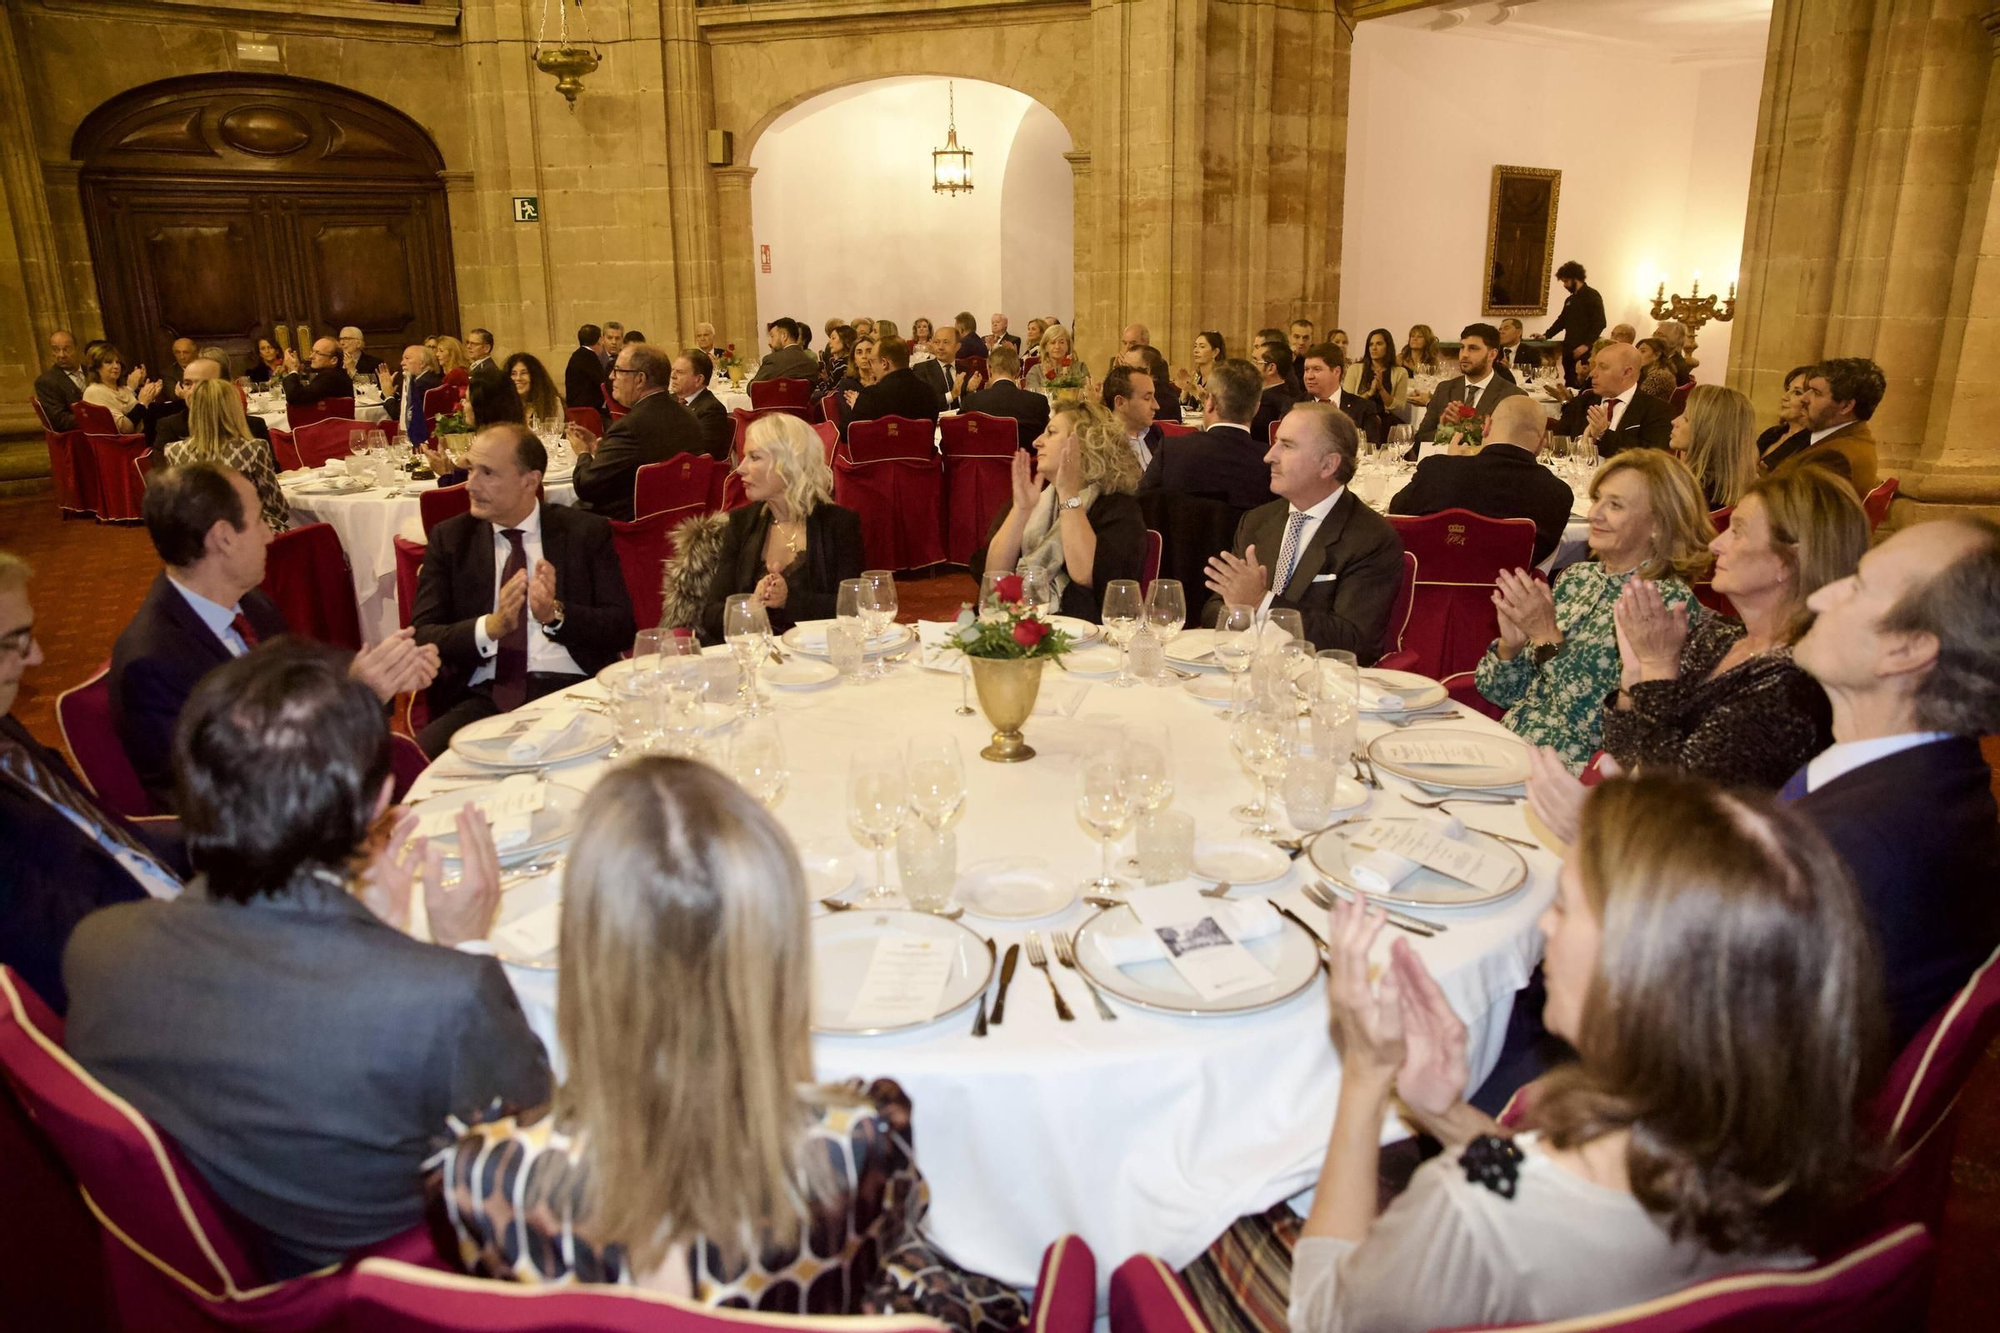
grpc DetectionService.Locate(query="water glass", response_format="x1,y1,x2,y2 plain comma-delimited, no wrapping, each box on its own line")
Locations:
1100,579,1144,688
632,629,666,682
1278,715,1340,830
608,674,656,759
1136,809,1196,885
727,718,788,809
906,735,967,831
1076,747,1137,893
723,594,771,715
859,570,898,678
1214,603,1259,717
1143,580,1186,684
1018,565,1058,620
896,818,957,912
1229,707,1288,836
828,622,865,678
977,571,1017,619
849,746,907,903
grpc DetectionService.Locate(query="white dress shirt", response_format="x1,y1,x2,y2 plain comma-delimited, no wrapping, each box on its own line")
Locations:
1804,732,1953,794
1458,373,1495,404
1809,420,1855,445
1600,383,1637,433
1260,485,1345,613
1129,432,1154,471
166,576,254,657
468,503,583,682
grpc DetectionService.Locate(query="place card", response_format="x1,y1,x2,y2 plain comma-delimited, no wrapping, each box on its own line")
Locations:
1125,885,1273,1001
491,899,561,961
1349,817,1512,893
1032,678,1091,717
416,772,545,841
843,936,958,1028
1374,736,1511,768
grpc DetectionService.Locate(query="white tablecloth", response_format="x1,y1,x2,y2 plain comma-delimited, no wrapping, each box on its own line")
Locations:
408,666,1556,1289
251,394,391,434
283,473,578,643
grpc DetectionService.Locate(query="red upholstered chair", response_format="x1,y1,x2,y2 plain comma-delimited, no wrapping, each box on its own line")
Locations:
1021,355,1040,380
1692,505,1735,616
1667,379,1693,420
388,733,430,804
565,405,604,437
611,509,676,631
1862,476,1898,530
421,384,460,426
71,400,149,521
818,391,844,425
32,399,99,517
1156,420,1198,440
1109,1252,1209,1333
731,406,796,456
634,455,719,522
939,412,1018,565
605,388,630,422
294,418,389,468
261,522,364,652
393,534,426,630
1372,551,1421,670
1387,510,1539,681
1140,529,1163,596
813,420,839,461
955,355,988,386
287,396,355,430
420,483,473,536
836,417,946,570
748,377,813,416
55,664,156,820
268,429,303,473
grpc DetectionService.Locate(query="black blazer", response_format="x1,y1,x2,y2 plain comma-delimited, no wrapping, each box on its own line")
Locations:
1249,382,1303,446
697,503,865,641
1139,424,1274,512
1388,443,1575,565
1544,283,1607,352
412,503,634,718
910,359,954,409
1552,388,1673,456
969,493,1147,624
109,572,290,810
1154,381,1185,420
564,346,607,410
957,332,989,360
34,365,85,431
346,351,383,378
1795,737,2000,1049
683,388,734,461
280,365,353,407
1496,344,1540,373
749,344,819,385
847,368,943,437
1411,375,1528,454
156,409,272,448
572,390,705,522
958,380,1050,448
467,358,503,392
1200,490,1406,664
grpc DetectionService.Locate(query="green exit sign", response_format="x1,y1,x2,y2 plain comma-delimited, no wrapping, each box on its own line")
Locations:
512,196,540,223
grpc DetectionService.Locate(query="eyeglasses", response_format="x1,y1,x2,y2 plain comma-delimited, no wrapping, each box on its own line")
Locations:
610,366,644,377
0,628,36,659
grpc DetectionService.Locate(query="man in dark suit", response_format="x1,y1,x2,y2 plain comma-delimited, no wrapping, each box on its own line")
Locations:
1410,323,1527,458
464,327,503,390
671,348,734,461
152,358,273,448
564,323,609,410
1495,318,1540,379
1104,364,1165,471
750,318,819,384
958,343,1049,448
66,640,551,1277
1201,402,1405,661
1788,517,2000,1048
1140,357,1275,511
1761,356,1884,495
1249,340,1304,445
989,313,1022,353
953,311,989,361
563,343,705,521
336,326,383,379
1542,260,1607,387
1300,343,1382,444
413,424,634,755
912,328,956,407
1550,342,1671,457
280,337,352,406
844,335,943,437
33,329,87,431
109,464,438,809
376,344,444,449
1390,397,1576,565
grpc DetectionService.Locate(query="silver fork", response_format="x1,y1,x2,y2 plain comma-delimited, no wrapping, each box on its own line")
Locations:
1301,878,1441,937
1054,931,1116,1020
1379,712,1462,729
1401,792,1522,810
1024,931,1075,1021
1351,756,1380,790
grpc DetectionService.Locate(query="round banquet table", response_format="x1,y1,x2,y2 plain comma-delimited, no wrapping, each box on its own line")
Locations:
1347,460,1592,573
250,392,391,433
406,654,1558,1291
282,471,578,644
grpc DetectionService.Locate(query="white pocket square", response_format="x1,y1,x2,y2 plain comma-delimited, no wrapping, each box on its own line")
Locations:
1311,572,1338,583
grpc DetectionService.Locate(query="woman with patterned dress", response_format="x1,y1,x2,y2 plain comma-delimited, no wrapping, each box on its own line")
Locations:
164,379,290,533
425,759,1022,1333
1473,450,1713,771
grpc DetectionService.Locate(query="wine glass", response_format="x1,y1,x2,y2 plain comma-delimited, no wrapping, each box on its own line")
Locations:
859,570,898,679
1143,580,1186,682
1100,579,1144,688
1262,607,1305,650
1018,565,1058,621
1075,746,1137,895
722,594,771,717
1312,649,1361,774
906,735,967,832
977,571,1016,620
727,718,788,809
1122,720,1175,813
1213,603,1259,717
848,746,907,904
1229,704,1289,836
656,631,710,755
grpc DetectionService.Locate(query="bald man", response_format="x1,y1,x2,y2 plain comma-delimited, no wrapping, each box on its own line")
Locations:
280,338,354,407
154,359,273,449
1551,342,1672,456
1389,396,1576,564
1121,323,1150,351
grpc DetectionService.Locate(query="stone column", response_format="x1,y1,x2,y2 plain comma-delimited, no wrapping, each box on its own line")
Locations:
0,14,65,436
661,0,724,343
713,166,758,359
1065,151,1096,349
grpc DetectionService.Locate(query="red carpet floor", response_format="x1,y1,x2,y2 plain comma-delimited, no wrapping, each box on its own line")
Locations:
0,493,1994,1329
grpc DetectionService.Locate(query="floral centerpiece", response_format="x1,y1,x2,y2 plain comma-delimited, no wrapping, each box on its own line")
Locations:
1040,356,1089,404
714,342,740,381
951,574,1073,762
430,408,474,469
1433,400,1486,453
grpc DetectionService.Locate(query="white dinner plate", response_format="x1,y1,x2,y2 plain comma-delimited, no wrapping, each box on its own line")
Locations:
447,709,614,770
1073,905,1322,1017
409,780,586,864
1164,629,1226,672
1191,839,1291,886
1046,615,1102,647
810,910,994,1035
782,620,914,658
1357,669,1450,714
1366,728,1531,789
796,838,862,903
765,658,840,690
1059,646,1122,678
1306,818,1530,909
1181,675,1235,706
957,858,1075,920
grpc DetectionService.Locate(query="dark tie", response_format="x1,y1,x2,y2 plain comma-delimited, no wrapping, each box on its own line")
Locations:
229,611,260,650
493,528,529,711
1465,382,1477,406
1777,765,1809,803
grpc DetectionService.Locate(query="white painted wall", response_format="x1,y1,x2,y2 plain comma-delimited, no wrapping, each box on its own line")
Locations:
1341,21,1765,377
749,78,1074,348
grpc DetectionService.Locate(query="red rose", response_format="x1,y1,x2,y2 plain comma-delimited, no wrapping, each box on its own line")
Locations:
1012,618,1050,648
994,573,1024,604
1059,357,1071,368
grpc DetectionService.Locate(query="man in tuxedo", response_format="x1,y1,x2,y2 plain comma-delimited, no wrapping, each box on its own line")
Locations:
1139,358,1274,512
464,327,502,389
34,329,88,430
989,313,1022,353
564,324,609,410
1300,343,1381,444
1201,402,1404,661
153,358,273,449
671,349,734,461
377,344,444,449
564,343,705,521
1788,517,2000,1048
1250,341,1304,445
1542,260,1607,387
1550,342,1672,457
958,343,1049,447
108,464,437,808
750,318,818,384
280,338,353,406
1289,319,1315,361
1389,397,1575,565
1495,318,1539,379
1761,357,1883,494
336,327,381,379
953,311,988,361
844,335,943,437
1410,323,1526,457
1103,365,1163,471
413,425,634,754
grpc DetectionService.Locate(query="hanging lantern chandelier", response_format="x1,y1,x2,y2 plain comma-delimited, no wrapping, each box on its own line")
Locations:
534,0,602,109
932,81,974,196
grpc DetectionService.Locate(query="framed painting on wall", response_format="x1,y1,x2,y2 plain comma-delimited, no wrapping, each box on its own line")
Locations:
1483,166,1562,316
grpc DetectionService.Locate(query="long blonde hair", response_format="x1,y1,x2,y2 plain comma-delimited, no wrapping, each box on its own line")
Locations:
743,412,834,519
555,759,833,1271
432,335,467,374
1737,466,1868,643
186,379,254,454
1037,323,1073,366
1588,448,1715,582
1052,398,1141,495
1679,384,1758,508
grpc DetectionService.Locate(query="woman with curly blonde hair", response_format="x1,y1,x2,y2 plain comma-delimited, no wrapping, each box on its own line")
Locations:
970,398,1145,623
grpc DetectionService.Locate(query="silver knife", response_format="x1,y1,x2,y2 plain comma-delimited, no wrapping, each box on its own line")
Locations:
1312,877,1442,937
990,943,1021,1025
972,937,997,1037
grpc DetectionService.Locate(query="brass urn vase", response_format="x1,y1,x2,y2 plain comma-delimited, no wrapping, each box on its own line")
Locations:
967,656,1046,762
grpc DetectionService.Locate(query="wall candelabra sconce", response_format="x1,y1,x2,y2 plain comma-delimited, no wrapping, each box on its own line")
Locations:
1650,275,1737,342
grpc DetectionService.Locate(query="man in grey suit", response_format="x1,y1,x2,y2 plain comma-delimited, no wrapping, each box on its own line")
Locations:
749,318,819,384
64,640,551,1277
1201,402,1405,662
1408,322,1526,459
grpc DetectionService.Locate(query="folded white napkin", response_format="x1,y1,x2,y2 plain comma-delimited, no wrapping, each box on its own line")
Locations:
794,621,896,652
917,621,967,674
489,773,540,851
1032,677,1090,717
1094,898,1281,967
1354,678,1405,710
1351,813,1465,893
507,710,584,763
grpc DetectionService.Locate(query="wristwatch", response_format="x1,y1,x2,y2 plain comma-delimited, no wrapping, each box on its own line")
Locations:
1059,494,1084,511
1530,638,1563,666
542,600,566,636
